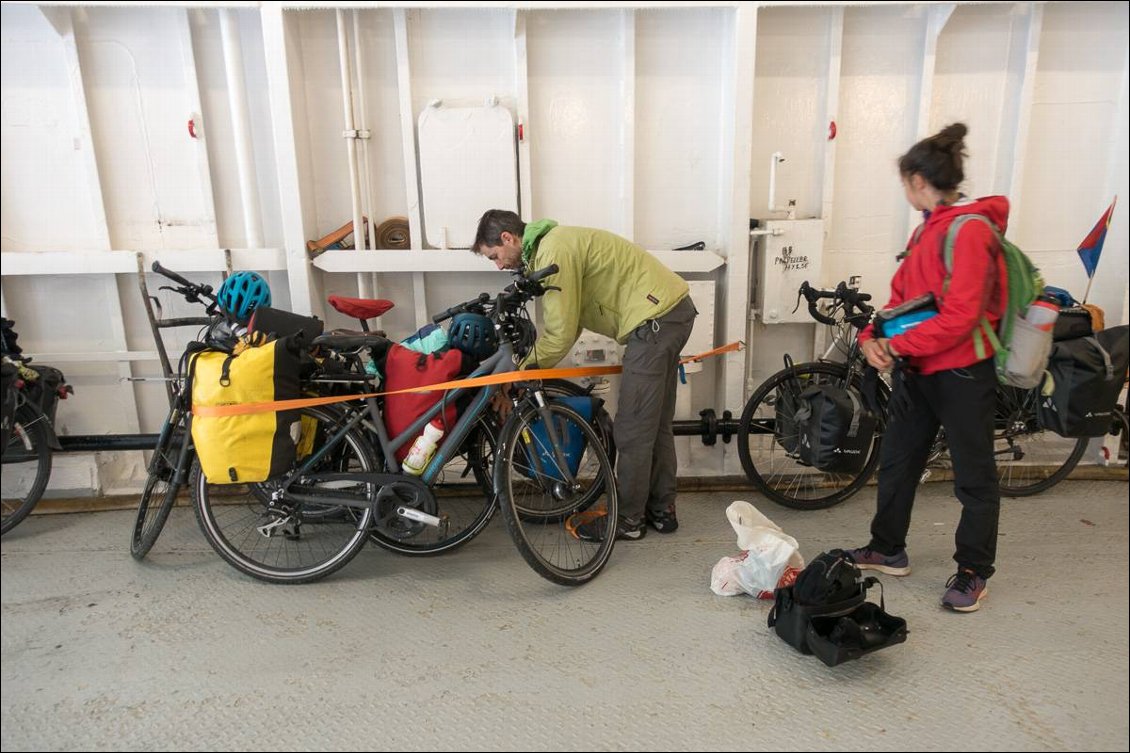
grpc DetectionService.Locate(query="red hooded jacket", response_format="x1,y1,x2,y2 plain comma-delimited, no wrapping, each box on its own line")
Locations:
859,196,1009,375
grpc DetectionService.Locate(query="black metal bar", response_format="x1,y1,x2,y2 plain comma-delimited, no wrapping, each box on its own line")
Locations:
57,434,160,452
671,414,742,444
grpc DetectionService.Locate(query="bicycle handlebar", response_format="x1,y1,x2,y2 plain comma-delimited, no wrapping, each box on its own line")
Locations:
150,261,217,306
431,265,560,323
433,293,491,324
795,281,873,326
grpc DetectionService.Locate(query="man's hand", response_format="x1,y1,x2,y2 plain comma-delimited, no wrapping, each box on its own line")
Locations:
862,338,894,371
490,384,514,422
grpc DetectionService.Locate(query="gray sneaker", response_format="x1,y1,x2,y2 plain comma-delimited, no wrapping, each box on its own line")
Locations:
942,568,988,612
844,546,911,576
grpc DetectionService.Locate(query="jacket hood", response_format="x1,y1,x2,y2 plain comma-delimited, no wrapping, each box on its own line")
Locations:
522,219,558,266
927,195,1010,234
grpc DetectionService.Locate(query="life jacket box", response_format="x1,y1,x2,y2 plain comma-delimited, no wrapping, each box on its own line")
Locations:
1039,325,1129,438
191,336,302,484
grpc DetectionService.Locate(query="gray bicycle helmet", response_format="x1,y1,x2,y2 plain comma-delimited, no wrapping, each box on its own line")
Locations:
449,312,499,361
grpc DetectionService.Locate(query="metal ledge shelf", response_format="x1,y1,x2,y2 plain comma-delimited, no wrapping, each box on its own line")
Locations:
312,249,726,274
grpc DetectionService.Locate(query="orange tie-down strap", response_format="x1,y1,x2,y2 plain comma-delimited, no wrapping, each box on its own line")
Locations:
193,341,743,418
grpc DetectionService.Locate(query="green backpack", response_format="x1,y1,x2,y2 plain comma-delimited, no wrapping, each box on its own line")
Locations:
938,214,1046,387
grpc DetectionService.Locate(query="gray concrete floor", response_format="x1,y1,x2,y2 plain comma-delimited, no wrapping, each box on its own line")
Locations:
1,480,1128,752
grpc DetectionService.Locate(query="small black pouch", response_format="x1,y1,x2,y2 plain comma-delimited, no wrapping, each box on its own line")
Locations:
806,584,909,667
768,585,867,655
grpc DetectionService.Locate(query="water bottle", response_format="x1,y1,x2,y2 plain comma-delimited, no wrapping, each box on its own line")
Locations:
403,420,445,476
1025,294,1060,332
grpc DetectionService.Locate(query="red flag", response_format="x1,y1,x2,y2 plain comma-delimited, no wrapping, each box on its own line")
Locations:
1077,197,1117,278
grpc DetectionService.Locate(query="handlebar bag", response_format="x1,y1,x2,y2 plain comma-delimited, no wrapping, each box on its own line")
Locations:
191,335,302,484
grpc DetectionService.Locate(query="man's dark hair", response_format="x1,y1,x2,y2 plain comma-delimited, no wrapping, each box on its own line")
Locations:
472,210,525,254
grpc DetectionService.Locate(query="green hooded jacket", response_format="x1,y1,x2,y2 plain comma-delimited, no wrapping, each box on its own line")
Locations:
520,221,689,368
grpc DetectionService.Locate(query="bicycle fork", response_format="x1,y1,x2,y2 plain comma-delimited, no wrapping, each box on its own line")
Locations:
515,389,582,498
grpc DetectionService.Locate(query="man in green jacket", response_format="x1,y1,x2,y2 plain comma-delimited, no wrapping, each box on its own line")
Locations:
472,209,696,541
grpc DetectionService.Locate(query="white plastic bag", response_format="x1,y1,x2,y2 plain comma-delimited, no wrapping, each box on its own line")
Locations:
710,501,805,598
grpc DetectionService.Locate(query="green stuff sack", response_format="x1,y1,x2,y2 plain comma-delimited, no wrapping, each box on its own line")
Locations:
191,336,302,484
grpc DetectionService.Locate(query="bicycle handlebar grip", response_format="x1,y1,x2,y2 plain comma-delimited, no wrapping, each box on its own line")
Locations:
432,304,462,324
151,261,194,289
527,264,559,283
432,292,491,323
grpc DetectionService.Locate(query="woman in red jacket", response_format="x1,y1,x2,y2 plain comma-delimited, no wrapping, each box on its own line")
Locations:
847,123,1007,613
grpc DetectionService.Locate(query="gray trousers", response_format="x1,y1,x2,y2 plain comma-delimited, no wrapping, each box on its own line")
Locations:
614,296,697,522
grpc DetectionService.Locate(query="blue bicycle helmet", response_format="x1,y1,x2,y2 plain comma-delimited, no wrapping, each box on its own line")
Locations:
449,312,499,361
218,271,272,320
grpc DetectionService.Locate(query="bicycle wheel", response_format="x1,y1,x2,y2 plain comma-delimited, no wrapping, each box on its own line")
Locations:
192,406,376,584
737,361,883,510
495,401,618,586
130,404,190,559
368,413,499,556
1,402,52,535
994,385,1089,497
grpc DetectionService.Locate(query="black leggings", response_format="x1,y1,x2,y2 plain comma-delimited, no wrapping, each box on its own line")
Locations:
869,359,1000,579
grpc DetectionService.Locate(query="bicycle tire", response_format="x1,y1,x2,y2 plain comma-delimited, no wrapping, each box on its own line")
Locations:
1,402,52,535
130,406,189,559
994,385,1089,497
192,405,376,584
495,401,618,586
737,361,884,510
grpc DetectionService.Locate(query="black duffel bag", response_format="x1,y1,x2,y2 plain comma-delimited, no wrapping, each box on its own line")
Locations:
767,549,908,666
1039,324,1129,438
794,383,877,473
1052,306,1094,342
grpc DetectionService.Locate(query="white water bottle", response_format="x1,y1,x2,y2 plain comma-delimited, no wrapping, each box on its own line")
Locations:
403,420,445,476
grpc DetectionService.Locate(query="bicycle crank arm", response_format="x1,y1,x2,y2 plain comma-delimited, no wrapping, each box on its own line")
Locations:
396,506,443,528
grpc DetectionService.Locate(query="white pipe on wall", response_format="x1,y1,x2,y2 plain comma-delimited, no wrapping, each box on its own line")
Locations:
335,9,371,300
351,9,382,317
219,9,263,249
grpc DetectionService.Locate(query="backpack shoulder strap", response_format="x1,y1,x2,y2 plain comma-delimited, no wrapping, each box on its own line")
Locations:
940,214,1001,294
940,214,1003,362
